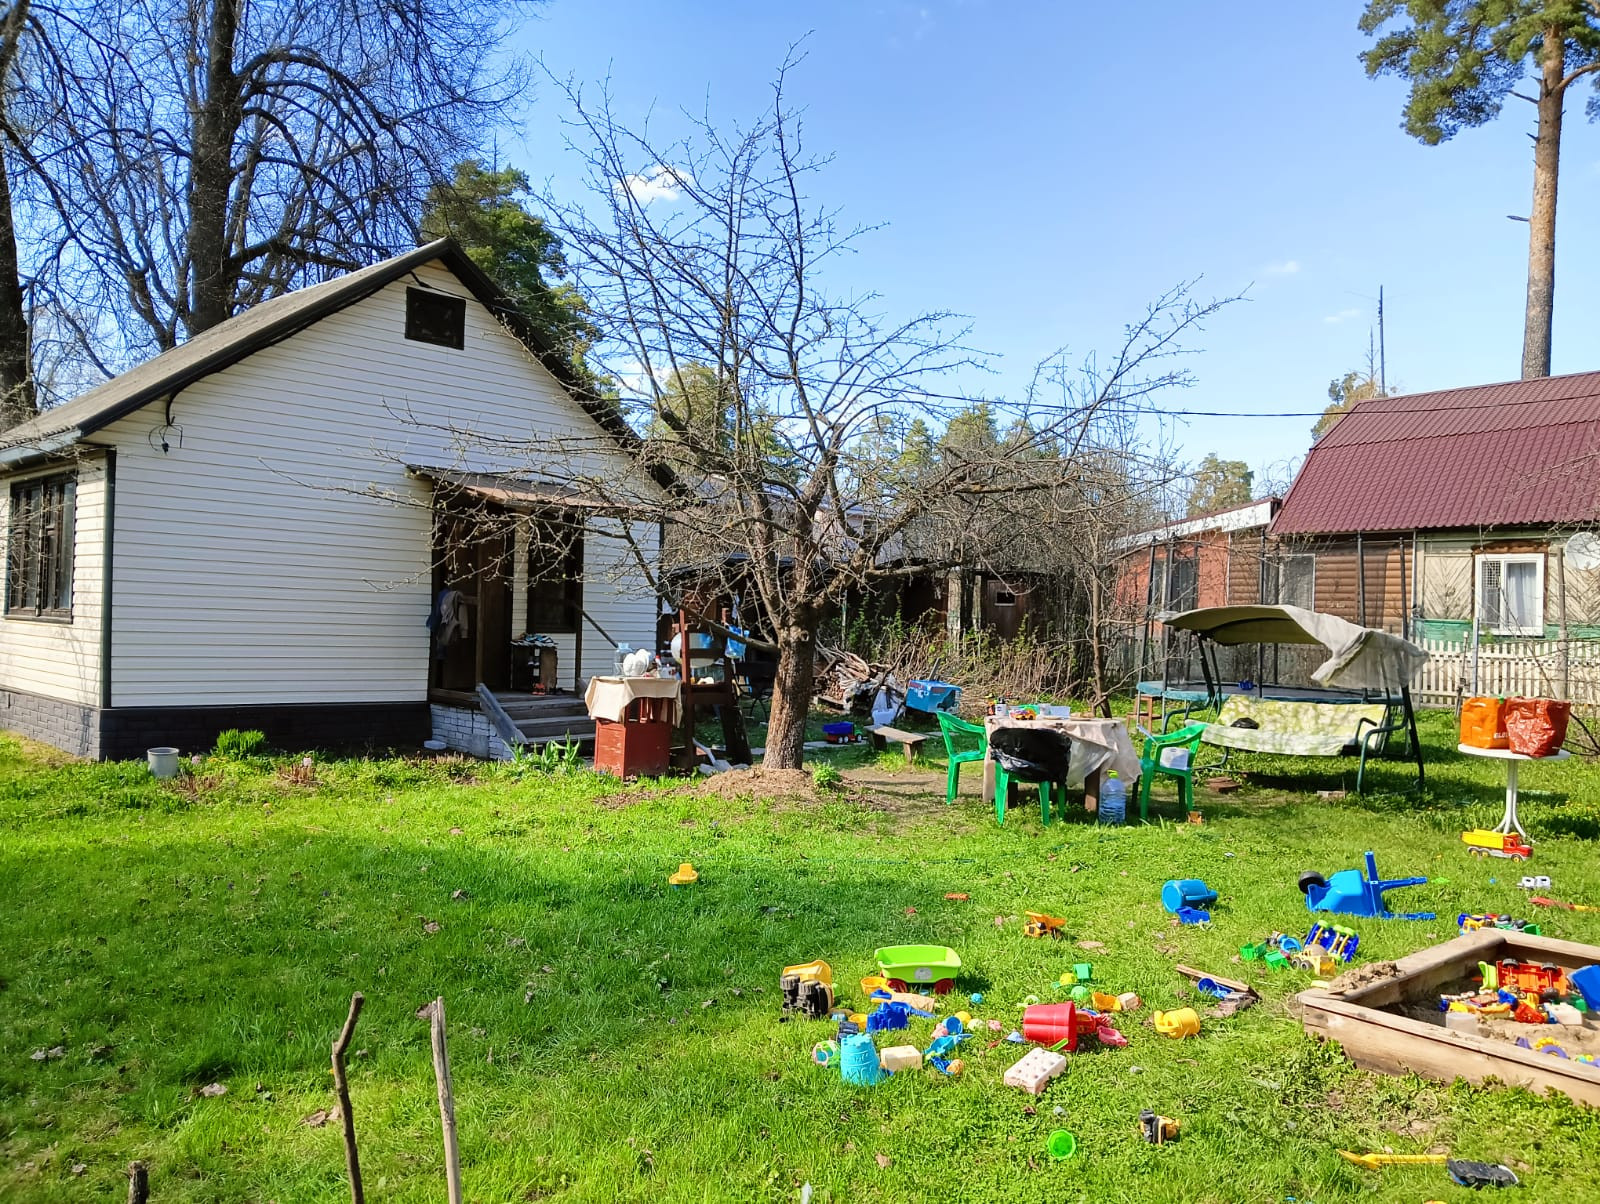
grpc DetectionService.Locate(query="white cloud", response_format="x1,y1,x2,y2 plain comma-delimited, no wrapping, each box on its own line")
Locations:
1263,259,1300,276
1323,307,1362,325
617,164,693,205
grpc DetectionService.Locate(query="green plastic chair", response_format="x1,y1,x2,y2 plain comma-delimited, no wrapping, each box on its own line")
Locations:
1137,722,1207,821
993,760,1057,827
936,712,987,804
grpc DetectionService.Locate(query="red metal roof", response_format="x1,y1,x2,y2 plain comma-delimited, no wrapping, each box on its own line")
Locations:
1271,370,1600,535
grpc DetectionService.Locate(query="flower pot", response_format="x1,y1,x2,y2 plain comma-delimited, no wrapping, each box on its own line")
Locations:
147,747,180,779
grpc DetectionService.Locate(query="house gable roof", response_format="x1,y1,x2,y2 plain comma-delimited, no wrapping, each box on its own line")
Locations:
1271,370,1600,535
0,239,642,465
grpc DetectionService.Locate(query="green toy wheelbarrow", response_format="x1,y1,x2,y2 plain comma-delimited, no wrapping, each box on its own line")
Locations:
875,944,962,995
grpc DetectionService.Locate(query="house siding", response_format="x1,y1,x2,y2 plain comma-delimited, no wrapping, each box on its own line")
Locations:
85,259,656,710
0,454,107,705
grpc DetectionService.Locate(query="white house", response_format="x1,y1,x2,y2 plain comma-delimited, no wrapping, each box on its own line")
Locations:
0,240,662,759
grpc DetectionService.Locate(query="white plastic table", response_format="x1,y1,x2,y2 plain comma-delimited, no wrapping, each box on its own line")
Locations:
1456,744,1571,838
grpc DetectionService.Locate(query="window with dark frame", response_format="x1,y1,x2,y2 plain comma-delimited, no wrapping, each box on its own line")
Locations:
1165,551,1198,613
1277,554,1315,610
6,473,76,618
526,518,583,634
404,287,467,349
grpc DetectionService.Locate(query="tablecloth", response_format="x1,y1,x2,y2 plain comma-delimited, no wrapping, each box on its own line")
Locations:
981,714,1140,803
583,676,682,725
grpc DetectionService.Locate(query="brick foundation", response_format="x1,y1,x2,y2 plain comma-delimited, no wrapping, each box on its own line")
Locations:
0,687,429,760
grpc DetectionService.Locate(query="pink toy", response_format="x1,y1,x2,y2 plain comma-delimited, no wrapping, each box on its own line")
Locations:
1003,1048,1068,1094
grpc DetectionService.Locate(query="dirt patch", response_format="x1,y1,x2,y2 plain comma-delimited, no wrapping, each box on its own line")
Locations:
695,767,820,803
1326,960,1403,995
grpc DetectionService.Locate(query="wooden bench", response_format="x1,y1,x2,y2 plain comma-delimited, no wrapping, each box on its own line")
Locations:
870,726,929,765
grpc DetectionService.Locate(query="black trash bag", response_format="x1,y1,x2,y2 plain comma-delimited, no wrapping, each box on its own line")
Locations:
989,727,1071,782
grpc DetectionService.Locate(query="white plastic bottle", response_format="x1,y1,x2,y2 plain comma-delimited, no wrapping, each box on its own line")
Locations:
1098,770,1126,825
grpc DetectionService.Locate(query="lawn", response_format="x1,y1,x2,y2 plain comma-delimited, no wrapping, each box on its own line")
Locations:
2,711,1599,1202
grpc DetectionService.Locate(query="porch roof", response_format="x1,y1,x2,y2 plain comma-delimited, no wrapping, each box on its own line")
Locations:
407,466,637,514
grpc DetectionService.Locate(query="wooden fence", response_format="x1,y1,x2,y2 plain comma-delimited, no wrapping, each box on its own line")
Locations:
1414,636,1600,710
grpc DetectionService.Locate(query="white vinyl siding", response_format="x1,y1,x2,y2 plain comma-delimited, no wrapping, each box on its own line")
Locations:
0,457,106,704
91,261,658,707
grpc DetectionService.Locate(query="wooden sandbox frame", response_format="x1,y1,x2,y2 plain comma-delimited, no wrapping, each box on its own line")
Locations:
1295,929,1600,1107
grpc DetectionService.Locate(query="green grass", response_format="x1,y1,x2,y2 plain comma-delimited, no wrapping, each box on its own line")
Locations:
2,712,1599,1202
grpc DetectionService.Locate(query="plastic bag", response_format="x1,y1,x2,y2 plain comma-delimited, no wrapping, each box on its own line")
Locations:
1503,697,1570,758
1459,697,1508,749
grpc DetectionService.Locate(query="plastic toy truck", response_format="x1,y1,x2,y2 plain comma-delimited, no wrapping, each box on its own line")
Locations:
1461,829,1533,860
780,960,835,1018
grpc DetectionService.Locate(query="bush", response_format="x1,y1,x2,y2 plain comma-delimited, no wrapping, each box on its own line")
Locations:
811,763,844,792
213,729,267,758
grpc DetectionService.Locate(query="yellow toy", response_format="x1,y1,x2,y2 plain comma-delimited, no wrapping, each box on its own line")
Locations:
1023,911,1068,939
1154,1008,1200,1038
668,862,699,886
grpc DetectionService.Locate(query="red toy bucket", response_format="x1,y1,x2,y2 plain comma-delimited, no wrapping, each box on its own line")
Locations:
1021,1003,1081,1051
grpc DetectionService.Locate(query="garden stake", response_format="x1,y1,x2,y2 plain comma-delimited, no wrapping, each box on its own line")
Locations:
331,991,365,1204
430,997,464,1204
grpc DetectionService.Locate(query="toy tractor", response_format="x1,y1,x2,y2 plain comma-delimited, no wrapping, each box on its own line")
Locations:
1023,911,1068,940
780,960,835,1019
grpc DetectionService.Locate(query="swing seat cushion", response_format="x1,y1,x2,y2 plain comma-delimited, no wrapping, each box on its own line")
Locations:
1201,696,1388,757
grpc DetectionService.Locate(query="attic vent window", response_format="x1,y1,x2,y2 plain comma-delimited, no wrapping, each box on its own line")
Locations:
405,287,466,349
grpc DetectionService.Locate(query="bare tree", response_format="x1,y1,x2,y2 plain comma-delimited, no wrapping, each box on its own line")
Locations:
1,0,541,401
439,56,1231,770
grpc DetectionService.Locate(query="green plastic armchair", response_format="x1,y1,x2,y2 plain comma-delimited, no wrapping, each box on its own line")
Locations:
1138,722,1207,821
936,711,987,804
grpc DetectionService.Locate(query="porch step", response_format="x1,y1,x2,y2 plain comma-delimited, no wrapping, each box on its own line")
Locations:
514,715,594,743
496,694,588,721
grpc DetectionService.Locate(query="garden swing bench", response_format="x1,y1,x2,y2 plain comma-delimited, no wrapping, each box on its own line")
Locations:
1157,604,1430,793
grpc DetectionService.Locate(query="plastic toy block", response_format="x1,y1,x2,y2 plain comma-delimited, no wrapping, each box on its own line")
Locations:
1264,950,1290,970
1240,943,1267,961
1003,1048,1068,1094
1073,963,1093,981
878,1045,923,1072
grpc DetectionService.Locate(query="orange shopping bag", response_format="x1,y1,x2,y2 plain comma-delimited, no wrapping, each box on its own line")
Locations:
1504,697,1570,758
1459,696,1508,749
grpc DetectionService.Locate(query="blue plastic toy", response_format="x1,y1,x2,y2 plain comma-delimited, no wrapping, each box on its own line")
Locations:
1301,851,1435,920
840,1033,883,1085
1572,965,1600,1009
1162,879,1218,914
867,1001,922,1032
1175,906,1211,925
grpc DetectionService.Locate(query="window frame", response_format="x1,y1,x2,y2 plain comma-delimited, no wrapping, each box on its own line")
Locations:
1277,553,1316,611
404,287,467,350
1476,552,1545,637
5,472,77,621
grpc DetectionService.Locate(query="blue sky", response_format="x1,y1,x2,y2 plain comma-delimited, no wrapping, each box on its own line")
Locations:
507,0,1600,488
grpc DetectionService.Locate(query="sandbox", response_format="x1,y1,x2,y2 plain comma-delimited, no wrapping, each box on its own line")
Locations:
1295,929,1600,1107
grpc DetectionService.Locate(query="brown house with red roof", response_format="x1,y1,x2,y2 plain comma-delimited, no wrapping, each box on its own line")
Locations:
1271,370,1600,647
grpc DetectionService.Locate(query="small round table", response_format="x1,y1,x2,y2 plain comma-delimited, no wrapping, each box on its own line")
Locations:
1456,744,1571,837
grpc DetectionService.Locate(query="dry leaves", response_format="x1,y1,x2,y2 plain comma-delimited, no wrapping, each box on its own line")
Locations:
874,1153,892,1169
302,1106,341,1128
1077,940,1105,951
199,1082,228,1098
943,892,969,901
423,920,441,934
29,1045,65,1061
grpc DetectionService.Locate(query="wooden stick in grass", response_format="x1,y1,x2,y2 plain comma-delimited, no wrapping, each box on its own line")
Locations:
127,1161,148,1204
430,997,464,1204
331,991,365,1204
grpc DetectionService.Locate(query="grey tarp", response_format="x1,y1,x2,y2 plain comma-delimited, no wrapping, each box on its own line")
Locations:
1160,605,1427,694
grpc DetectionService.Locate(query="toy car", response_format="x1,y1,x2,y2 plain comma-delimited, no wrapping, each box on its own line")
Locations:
1462,829,1533,860
875,944,962,995
1457,913,1540,935
1023,912,1067,939
1482,958,1568,1002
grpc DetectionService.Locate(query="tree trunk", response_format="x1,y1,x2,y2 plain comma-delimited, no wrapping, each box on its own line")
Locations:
0,0,35,429
763,623,817,770
0,131,34,429
1521,29,1565,381
186,0,244,337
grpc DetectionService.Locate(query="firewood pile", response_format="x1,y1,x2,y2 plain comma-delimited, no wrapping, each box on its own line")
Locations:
814,644,900,714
